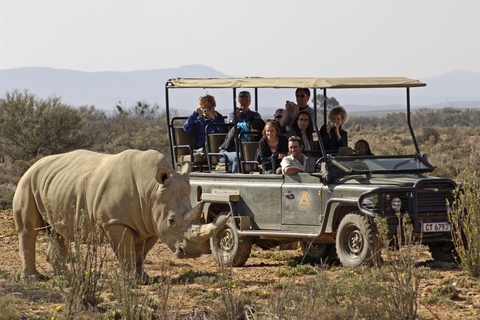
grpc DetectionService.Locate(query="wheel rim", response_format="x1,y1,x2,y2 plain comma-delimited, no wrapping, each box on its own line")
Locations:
347,229,363,254
219,228,234,253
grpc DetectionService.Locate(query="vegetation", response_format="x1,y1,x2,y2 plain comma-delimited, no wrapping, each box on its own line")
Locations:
449,169,480,277
1,90,480,318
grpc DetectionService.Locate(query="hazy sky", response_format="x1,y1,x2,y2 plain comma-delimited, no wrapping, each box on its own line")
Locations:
1,0,479,78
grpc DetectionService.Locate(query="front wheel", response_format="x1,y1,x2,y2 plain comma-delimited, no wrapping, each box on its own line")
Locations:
428,242,458,263
210,214,252,267
336,212,380,268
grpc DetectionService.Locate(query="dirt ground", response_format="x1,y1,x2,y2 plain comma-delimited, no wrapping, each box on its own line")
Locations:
1,210,480,319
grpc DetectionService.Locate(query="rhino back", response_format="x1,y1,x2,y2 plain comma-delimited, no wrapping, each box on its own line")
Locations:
17,149,174,240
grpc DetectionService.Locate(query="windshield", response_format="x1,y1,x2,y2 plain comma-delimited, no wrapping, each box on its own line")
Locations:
330,155,434,174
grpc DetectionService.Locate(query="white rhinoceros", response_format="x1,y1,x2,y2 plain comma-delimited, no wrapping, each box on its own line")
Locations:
13,149,228,281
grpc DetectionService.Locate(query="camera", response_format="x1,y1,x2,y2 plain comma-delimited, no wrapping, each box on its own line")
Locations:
328,122,337,127
201,108,207,113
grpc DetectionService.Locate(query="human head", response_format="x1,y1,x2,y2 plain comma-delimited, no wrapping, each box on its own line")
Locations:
292,111,313,136
295,88,311,108
274,109,285,123
237,91,251,112
354,139,373,156
328,105,348,126
262,120,281,140
199,94,216,110
288,136,304,159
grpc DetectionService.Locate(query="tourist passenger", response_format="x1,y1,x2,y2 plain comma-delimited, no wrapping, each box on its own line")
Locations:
319,106,348,154
258,121,288,173
281,136,311,174
273,108,287,133
227,91,261,123
285,111,315,152
354,139,374,156
219,118,265,173
280,88,315,131
183,94,226,149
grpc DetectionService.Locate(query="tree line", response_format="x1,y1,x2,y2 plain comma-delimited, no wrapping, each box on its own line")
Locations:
0,89,170,162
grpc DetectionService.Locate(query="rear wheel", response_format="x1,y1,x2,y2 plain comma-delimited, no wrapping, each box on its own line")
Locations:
336,212,380,268
301,242,337,262
428,242,458,263
210,213,252,267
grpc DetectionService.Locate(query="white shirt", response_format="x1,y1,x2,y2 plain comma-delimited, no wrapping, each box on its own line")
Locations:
281,154,308,173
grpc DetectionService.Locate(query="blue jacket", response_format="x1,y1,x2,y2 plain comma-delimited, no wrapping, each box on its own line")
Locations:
183,112,227,148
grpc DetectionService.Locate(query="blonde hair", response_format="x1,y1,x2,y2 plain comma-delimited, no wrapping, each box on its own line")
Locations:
328,105,348,124
198,94,216,108
262,121,281,139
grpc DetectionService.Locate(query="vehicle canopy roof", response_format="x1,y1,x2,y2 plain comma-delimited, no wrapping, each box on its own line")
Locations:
167,77,426,89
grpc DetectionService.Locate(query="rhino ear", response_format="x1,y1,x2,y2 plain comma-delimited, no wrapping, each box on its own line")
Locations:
180,162,192,176
156,168,171,186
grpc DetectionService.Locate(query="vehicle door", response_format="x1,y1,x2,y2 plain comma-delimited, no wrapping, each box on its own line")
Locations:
281,173,325,226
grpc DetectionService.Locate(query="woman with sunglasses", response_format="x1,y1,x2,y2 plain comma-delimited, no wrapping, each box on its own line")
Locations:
280,88,315,131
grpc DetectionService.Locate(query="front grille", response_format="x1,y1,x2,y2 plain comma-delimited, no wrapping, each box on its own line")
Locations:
416,181,456,218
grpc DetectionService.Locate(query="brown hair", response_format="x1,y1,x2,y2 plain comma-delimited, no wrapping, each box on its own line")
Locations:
262,120,281,139
198,94,216,108
328,105,348,124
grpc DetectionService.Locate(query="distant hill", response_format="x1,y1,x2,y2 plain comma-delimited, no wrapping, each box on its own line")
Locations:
1,66,479,117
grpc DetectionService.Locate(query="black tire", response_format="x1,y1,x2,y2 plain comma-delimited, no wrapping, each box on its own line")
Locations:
336,212,380,268
428,242,458,263
210,214,252,267
301,242,337,261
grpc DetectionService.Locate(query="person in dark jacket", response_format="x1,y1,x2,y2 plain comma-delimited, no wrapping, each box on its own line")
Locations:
319,105,348,154
285,111,316,152
183,94,226,149
258,121,288,173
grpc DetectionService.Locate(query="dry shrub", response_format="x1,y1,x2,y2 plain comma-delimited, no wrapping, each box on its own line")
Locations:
449,169,480,277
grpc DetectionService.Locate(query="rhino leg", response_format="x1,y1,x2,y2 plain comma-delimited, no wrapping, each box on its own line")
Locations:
46,234,68,276
105,224,151,283
18,228,42,280
135,236,158,284
14,194,44,280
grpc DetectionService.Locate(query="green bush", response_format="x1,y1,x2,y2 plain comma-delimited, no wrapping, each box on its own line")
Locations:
449,169,480,277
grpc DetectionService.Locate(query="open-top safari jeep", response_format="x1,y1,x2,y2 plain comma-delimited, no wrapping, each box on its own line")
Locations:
165,77,456,268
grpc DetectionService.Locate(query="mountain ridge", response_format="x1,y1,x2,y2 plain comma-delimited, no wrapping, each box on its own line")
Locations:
1,66,479,116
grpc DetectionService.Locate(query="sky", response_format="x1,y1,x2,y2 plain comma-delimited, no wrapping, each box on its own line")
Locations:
1,0,479,78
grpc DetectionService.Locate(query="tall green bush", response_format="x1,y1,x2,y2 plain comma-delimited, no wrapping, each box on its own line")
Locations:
0,90,88,160
448,169,480,277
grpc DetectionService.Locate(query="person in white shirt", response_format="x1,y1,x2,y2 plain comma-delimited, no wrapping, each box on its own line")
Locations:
281,136,310,174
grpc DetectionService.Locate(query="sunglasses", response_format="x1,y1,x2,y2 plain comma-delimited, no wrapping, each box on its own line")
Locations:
275,115,283,118
288,135,301,142
296,94,307,98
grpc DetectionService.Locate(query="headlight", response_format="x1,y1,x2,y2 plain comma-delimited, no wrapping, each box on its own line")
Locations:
391,197,402,212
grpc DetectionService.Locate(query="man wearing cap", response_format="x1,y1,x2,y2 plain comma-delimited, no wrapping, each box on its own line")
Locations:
227,91,262,123
280,88,315,131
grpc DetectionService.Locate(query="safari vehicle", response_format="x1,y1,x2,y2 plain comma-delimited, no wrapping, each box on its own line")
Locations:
165,77,457,268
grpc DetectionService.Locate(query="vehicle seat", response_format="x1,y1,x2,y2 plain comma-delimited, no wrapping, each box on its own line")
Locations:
338,146,354,156
207,133,227,165
172,127,207,170
241,141,259,173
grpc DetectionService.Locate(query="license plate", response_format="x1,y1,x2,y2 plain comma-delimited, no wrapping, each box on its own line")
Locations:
422,222,451,232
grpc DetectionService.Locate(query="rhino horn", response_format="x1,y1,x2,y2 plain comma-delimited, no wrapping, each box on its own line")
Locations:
189,213,231,244
184,201,205,223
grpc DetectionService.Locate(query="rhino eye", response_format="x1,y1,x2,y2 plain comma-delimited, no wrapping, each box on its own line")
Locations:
168,218,176,227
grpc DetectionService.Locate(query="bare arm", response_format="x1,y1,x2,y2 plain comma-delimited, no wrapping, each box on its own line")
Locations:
283,166,305,174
